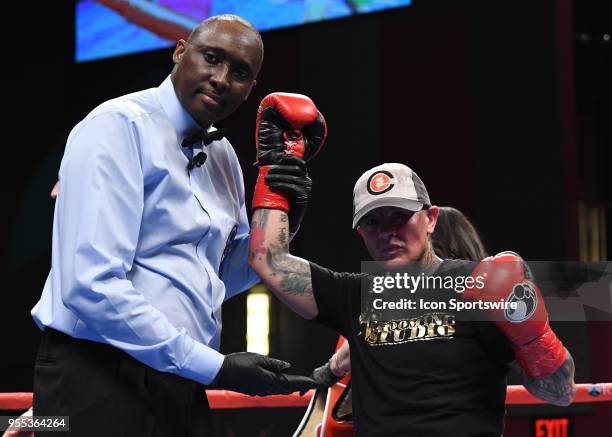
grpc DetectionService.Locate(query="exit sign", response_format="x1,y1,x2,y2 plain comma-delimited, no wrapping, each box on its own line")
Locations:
534,417,571,437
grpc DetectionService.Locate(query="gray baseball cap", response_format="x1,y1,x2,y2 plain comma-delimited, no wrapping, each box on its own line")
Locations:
352,163,431,228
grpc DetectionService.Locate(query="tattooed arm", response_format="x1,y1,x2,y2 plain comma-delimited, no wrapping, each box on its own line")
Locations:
249,209,319,319
511,348,576,406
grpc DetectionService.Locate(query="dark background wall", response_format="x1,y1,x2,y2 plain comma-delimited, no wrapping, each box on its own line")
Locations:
1,0,610,435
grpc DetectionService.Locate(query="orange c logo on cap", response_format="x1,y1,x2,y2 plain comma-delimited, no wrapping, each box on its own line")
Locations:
367,171,395,195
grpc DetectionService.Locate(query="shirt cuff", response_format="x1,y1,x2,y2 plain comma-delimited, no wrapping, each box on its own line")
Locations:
181,340,225,385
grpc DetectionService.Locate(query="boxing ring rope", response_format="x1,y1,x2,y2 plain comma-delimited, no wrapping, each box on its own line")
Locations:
1,384,611,411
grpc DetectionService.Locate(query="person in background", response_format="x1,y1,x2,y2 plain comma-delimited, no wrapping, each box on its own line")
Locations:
432,206,488,261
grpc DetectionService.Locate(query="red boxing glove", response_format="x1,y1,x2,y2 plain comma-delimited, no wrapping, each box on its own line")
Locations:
464,252,566,377
253,93,327,212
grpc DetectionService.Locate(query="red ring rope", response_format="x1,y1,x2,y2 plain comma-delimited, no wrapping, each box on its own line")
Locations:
1,384,611,410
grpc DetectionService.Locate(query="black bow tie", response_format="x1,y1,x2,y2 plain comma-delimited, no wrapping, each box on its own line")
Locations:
182,129,226,170
181,129,226,148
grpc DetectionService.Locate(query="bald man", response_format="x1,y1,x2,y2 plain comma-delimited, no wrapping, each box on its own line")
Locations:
32,15,314,436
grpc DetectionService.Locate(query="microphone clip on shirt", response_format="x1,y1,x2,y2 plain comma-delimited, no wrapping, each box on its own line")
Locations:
182,128,227,170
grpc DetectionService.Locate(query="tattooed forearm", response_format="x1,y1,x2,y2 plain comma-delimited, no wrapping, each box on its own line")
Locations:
515,349,576,406
250,209,314,297
265,247,313,296
249,208,317,318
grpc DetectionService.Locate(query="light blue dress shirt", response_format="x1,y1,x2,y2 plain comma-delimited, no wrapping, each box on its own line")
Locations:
32,76,260,385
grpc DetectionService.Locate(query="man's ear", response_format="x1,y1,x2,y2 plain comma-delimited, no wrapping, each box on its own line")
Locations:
172,39,187,64
426,206,440,234
356,226,365,238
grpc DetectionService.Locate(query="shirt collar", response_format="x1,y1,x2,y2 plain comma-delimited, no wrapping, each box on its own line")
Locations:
157,75,215,145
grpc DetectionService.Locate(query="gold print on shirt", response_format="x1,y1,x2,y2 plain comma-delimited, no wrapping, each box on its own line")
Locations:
363,313,455,346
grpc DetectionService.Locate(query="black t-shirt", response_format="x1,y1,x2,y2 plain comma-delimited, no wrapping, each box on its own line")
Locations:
311,259,514,437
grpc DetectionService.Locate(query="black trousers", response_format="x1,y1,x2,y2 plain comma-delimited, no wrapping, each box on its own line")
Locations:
33,329,213,437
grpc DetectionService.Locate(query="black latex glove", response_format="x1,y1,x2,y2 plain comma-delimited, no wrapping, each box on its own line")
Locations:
210,352,317,396
265,155,311,234
310,360,342,388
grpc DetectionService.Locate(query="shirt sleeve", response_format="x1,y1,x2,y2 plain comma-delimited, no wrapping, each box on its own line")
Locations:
56,111,224,385
310,262,364,338
220,202,260,300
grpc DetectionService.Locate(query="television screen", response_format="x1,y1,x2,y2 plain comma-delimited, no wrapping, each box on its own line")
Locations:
76,0,412,62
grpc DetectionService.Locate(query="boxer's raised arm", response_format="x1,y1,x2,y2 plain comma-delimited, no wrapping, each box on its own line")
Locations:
249,209,318,319
249,93,326,320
